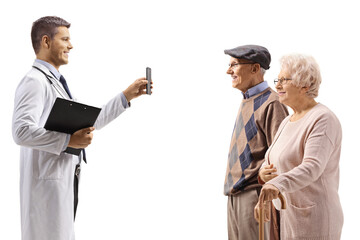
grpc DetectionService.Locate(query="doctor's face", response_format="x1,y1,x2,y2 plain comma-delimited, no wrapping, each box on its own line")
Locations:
48,26,73,70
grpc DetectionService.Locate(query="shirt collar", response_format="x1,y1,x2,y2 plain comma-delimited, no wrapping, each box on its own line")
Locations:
35,59,61,80
242,81,269,99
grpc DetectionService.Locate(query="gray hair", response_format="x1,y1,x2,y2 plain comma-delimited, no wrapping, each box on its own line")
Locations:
260,67,266,76
280,54,322,98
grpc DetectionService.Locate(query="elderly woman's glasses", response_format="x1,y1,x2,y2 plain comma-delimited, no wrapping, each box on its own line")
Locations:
274,78,292,85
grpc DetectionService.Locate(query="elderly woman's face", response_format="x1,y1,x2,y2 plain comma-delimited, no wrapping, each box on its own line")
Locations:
276,69,304,106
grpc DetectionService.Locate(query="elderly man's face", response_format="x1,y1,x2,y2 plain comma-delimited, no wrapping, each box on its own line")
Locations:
227,57,255,92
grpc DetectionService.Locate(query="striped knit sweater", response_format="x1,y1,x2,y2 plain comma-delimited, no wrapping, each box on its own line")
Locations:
224,87,288,195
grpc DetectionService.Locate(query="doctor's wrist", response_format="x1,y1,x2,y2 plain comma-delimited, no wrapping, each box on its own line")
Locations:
120,92,130,108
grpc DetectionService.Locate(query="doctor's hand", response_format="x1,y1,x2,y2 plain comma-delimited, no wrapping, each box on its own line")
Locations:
68,127,95,149
259,164,278,183
123,77,153,102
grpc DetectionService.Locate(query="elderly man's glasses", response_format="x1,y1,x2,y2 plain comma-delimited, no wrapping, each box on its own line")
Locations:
228,62,254,70
274,78,292,85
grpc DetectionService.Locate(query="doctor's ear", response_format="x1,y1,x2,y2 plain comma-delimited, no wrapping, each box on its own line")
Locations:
40,35,51,49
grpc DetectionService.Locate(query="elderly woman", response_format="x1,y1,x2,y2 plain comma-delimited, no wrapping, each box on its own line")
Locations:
254,54,343,240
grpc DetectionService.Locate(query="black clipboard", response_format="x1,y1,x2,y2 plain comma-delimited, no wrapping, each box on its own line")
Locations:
44,98,101,156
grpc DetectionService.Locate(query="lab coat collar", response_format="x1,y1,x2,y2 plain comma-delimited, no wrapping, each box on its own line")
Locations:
32,61,71,100
32,61,57,80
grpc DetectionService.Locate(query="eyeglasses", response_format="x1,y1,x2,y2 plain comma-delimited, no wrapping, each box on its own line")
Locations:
274,78,292,85
228,62,254,70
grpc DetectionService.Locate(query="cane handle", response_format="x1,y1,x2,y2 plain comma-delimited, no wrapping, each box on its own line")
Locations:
278,192,286,209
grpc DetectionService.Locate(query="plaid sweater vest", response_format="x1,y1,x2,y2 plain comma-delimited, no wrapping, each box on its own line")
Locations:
224,88,287,195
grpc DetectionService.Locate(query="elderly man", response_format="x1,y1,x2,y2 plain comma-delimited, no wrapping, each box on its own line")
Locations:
223,45,288,240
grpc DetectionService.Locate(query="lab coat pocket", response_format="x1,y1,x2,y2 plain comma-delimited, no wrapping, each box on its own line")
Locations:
32,151,66,179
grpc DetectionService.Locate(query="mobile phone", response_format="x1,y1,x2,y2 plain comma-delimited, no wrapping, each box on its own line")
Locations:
146,67,151,95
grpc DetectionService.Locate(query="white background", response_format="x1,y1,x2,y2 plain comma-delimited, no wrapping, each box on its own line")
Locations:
1,0,359,239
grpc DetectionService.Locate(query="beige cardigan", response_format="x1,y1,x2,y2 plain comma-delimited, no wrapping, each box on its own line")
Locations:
265,104,343,240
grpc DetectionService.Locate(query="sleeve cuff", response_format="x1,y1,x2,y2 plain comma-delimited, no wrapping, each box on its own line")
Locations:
120,92,130,108
267,177,285,193
62,134,71,151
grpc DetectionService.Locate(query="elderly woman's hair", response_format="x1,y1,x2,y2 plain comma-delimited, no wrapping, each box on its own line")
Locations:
280,54,322,98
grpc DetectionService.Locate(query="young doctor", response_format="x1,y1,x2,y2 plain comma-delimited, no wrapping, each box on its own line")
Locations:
12,16,151,240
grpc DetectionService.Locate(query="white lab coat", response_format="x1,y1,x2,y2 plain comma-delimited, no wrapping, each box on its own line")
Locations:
12,61,127,240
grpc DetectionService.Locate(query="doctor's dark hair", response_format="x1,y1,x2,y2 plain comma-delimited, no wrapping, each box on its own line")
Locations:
31,16,71,54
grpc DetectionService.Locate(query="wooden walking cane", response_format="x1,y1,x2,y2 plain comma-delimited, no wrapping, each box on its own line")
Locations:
259,193,286,240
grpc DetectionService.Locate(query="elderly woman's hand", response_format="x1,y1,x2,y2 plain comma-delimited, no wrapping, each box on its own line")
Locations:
254,199,271,223
259,164,278,183
254,184,280,223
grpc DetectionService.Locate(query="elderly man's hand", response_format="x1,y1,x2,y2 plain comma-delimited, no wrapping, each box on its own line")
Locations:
123,77,153,102
254,184,280,223
259,164,278,183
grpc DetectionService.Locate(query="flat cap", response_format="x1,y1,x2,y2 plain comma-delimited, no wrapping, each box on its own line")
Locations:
224,45,271,70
